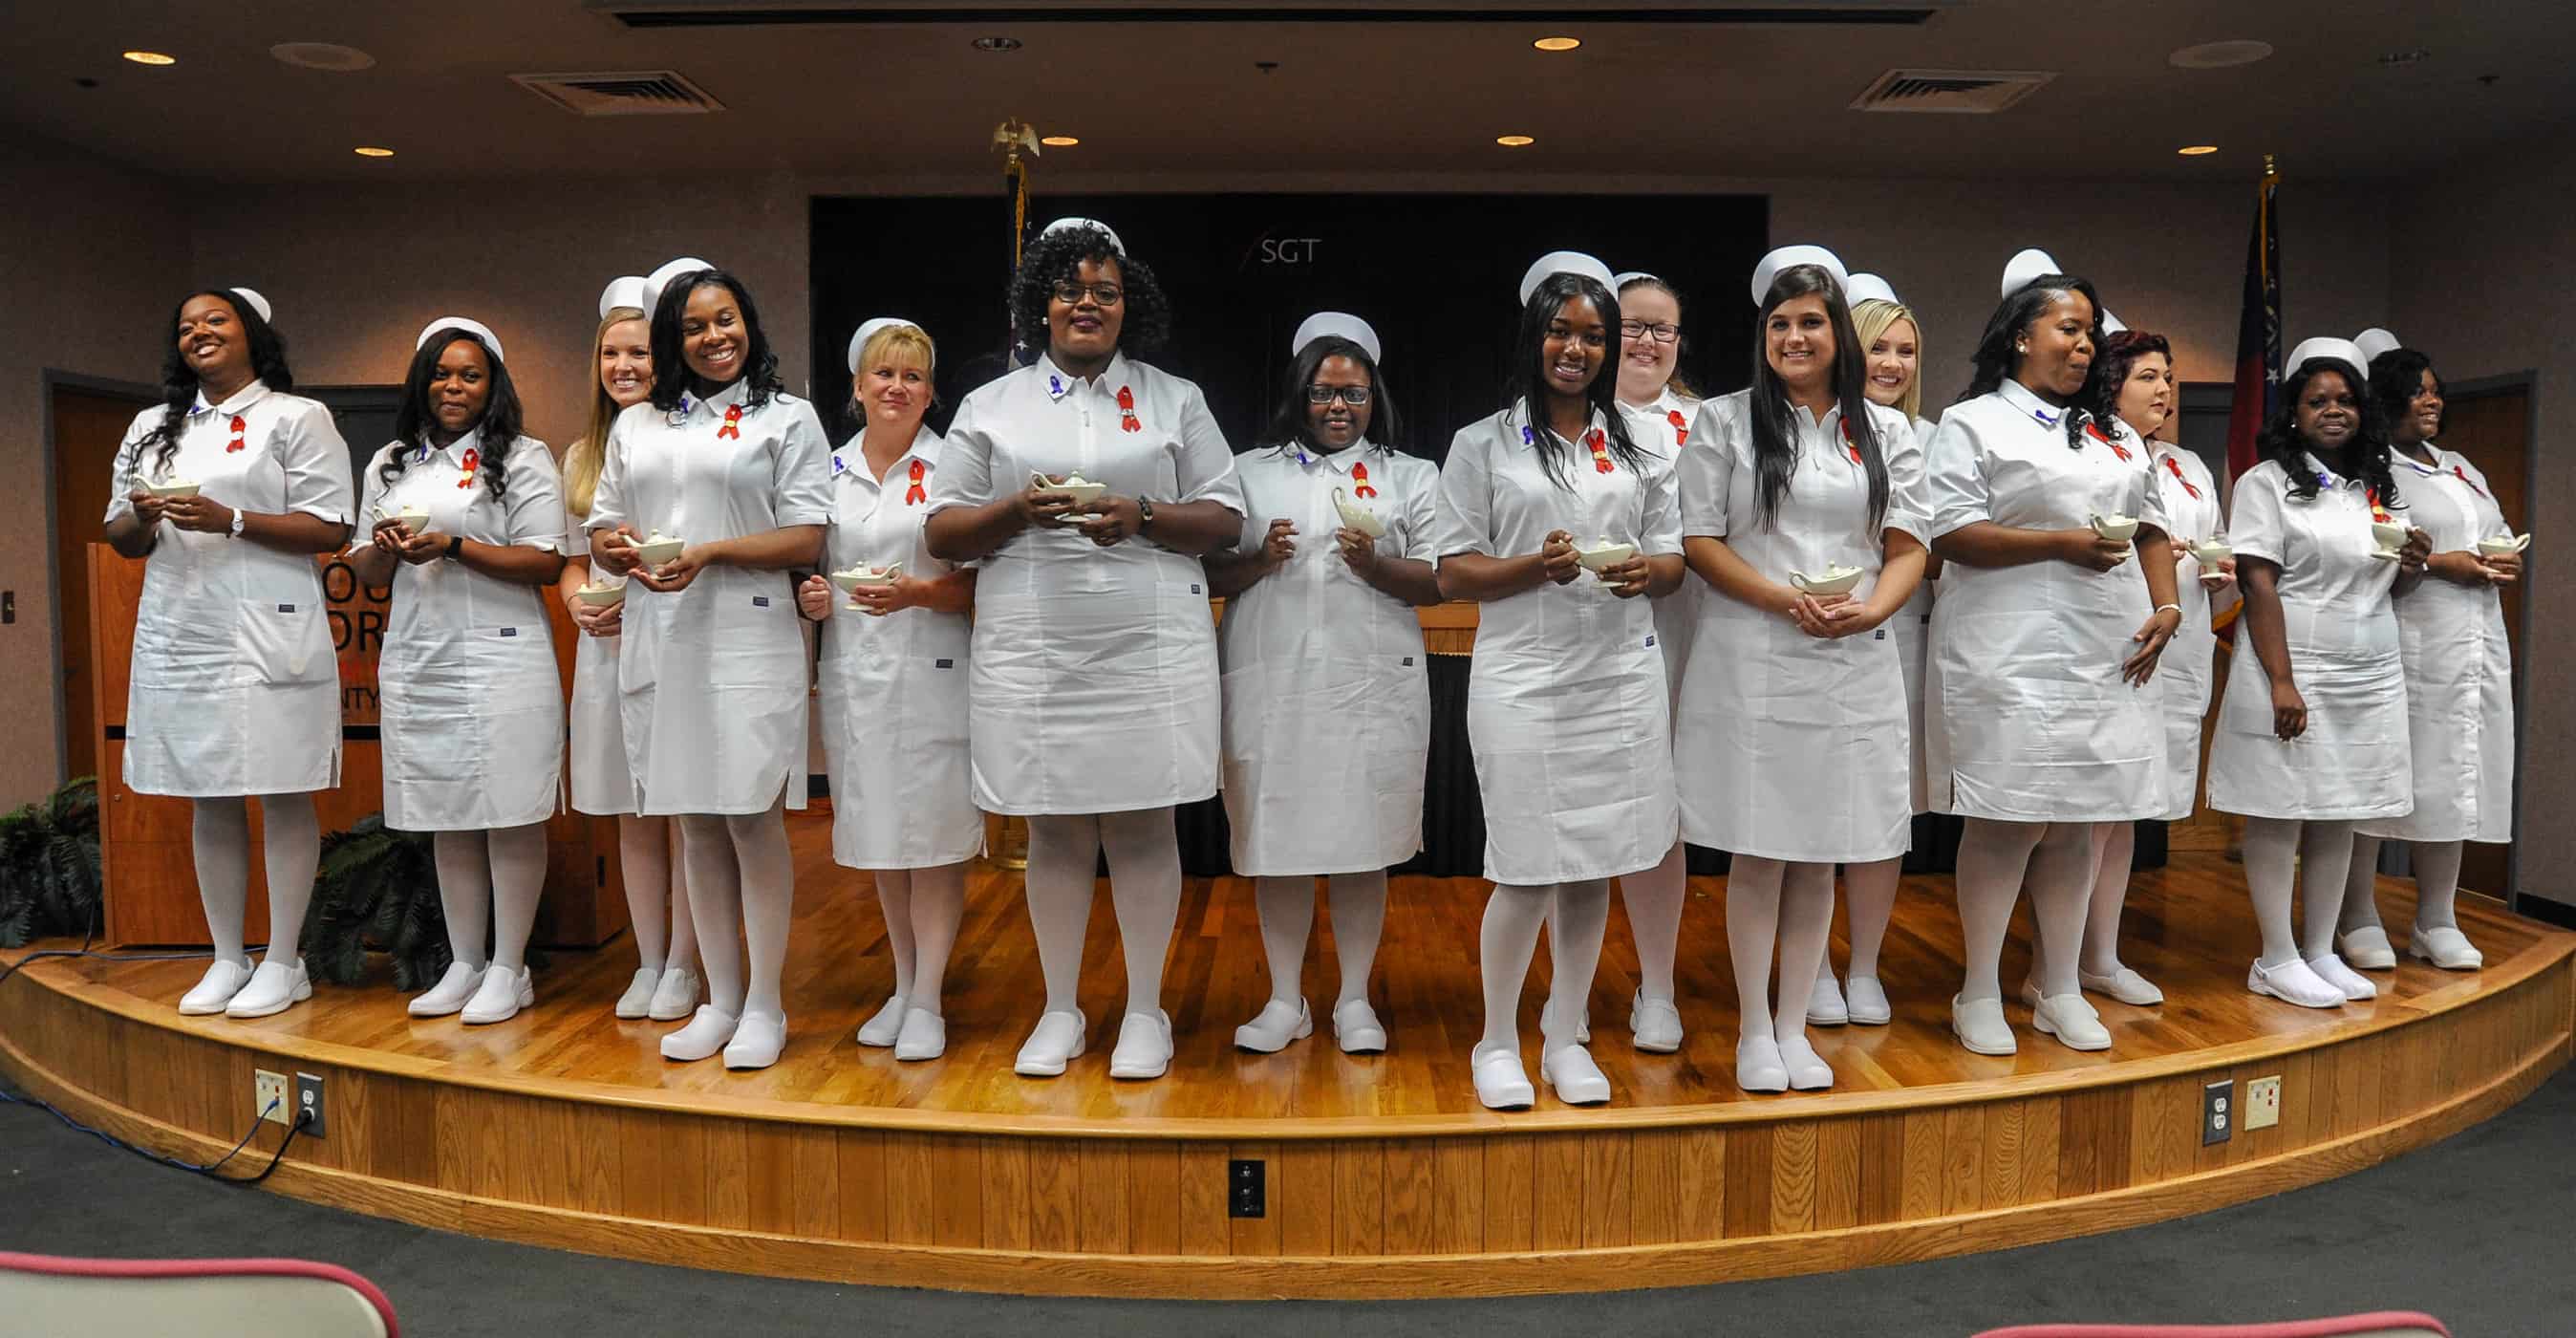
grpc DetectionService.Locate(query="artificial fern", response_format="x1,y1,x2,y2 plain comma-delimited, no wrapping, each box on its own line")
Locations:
302,813,452,989
0,777,103,948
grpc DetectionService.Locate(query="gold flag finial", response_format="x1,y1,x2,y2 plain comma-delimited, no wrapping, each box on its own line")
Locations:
991,119,1041,271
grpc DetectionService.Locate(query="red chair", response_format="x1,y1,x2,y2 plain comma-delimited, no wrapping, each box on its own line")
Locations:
1975,1315,2450,1338
0,1251,398,1337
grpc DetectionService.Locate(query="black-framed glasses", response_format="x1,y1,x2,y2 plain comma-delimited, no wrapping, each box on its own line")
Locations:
1620,319,1681,344
1050,281,1125,306
1304,384,1373,405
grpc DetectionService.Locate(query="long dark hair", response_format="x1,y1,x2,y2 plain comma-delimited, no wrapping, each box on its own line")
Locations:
2369,347,2442,442
2259,356,2401,507
1749,265,1886,531
1007,223,1173,357
1266,334,1402,453
648,269,784,413
1961,274,2110,452
383,330,526,501
1510,272,1646,489
140,290,295,476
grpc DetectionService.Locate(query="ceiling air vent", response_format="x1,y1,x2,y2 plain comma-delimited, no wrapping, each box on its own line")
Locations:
1850,68,2055,114
510,71,725,117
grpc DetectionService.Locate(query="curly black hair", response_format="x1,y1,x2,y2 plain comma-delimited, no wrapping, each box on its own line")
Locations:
1006,223,1172,358
1960,274,2111,452
2259,355,2400,507
139,290,296,477
2368,347,2442,442
1509,271,1648,490
1265,334,1402,453
383,329,526,501
648,269,785,413
1748,264,1886,532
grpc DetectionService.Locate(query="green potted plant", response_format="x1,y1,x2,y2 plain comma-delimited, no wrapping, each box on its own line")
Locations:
0,777,102,948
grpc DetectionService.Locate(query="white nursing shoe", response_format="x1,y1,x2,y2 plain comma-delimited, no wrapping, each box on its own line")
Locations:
1735,1034,1789,1093
646,966,700,1022
660,1004,740,1062
2307,953,2377,1002
407,961,485,1018
2247,958,2346,1009
1014,1009,1088,1077
1472,1044,1535,1111
1806,970,1850,1026
180,957,255,1016
2079,965,2165,1007
1843,975,1893,1025
1951,994,2017,1056
613,967,659,1020
1234,998,1312,1053
225,960,311,1019
2339,925,2398,970
1777,1034,1835,1090
1628,990,1684,1053
1332,999,1388,1054
856,992,910,1047
2032,993,2113,1050
461,966,533,1025
1108,1009,1174,1080
1540,1045,1611,1105
2410,924,2484,971
722,1010,787,1070
893,1007,946,1062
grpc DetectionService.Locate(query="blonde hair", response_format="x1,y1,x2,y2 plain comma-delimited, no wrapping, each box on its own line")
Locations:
564,307,648,520
855,324,935,378
1851,298,1923,422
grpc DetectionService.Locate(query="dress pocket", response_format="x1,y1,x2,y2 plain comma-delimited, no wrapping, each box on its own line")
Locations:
234,598,334,685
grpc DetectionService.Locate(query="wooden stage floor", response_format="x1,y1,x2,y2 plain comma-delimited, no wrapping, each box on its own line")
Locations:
4,809,2569,1296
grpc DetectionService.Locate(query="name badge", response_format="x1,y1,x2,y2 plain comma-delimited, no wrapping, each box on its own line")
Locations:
752,595,771,608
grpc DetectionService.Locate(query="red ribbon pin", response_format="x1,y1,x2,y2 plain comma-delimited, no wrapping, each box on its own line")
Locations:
717,404,741,441
2367,486,2392,524
225,414,247,454
1666,408,1689,446
456,445,480,489
1839,416,1863,464
1351,461,1377,499
2085,420,2131,461
904,458,928,505
1116,385,1141,434
2164,455,2201,500
2452,464,2487,499
1586,427,1614,474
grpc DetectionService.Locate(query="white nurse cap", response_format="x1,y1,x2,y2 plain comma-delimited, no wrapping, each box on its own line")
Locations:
2102,311,2130,334
1291,311,1382,365
2354,327,2403,364
597,275,649,319
1750,245,1849,307
2286,335,2369,383
1039,216,1125,255
642,256,719,314
847,316,933,373
226,287,272,323
1611,270,1659,290
1518,250,1616,305
416,316,505,365
2002,248,2120,329
1843,272,1900,307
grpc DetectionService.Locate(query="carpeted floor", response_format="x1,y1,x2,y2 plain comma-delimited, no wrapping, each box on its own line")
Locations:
2,1069,2568,1337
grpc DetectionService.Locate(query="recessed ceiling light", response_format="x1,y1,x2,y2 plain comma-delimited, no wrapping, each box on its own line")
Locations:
1534,36,1581,53
270,42,376,72
2178,144,2220,156
1040,135,1079,147
2167,39,2273,70
2377,48,2432,67
120,50,176,66
972,35,1022,52
1495,135,1535,147
353,145,395,158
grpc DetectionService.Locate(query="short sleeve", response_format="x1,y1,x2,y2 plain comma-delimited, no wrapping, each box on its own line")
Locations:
562,525,590,558
1925,414,1992,540
1877,411,1931,546
1228,452,1272,553
1679,399,1736,539
588,408,633,538
768,401,834,528
1431,428,1495,562
2227,464,2288,568
1171,385,1245,514
925,392,996,517
2123,432,2173,539
1392,453,1440,563
349,444,393,550
101,411,155,525
502,437,568,550
280,401,355,526
1639,444,1683,556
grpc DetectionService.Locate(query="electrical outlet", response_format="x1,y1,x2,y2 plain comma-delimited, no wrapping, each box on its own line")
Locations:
1228,1158,1266,1219
2246,1075,2281,1131
253,1068,290,1126
294,1071,327,1138
2201,1078,2234,1145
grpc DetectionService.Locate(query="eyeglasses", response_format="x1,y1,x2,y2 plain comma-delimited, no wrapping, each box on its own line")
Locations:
1305,384,1372,405
1620,319,1681,344
1050,281,1125,307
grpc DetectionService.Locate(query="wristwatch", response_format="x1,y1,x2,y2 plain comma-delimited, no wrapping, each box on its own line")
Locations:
227,507,246,539
445,534,465,561
1136,497,1156,535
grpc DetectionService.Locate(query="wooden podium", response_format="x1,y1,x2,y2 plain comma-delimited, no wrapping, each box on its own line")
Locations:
86,543,630,950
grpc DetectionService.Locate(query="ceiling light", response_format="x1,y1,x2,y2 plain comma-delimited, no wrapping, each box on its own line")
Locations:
2167,39,2273,70
2378,48,2432,67
2178,144,2220,156
1495,135,1535,147
1040,135,1079,147
270,42,376,72
120,50,176,66
972,35,1022,52
353,145,395,158
1533,36,1580,53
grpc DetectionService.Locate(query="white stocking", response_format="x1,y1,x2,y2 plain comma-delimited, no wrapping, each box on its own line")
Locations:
1619,842,1686,1003
2242,816,2303,968
665,819,698,970
1727,855,1786,1039
431,830,494,970
486,821,547,973
2027,822,2106,998
1253,875,1314,1005
2339,833,2387,936
2410,839,2467,932
1773,862,1835,1041
1954,818,2044,1004
876,868,919,1001
188,798,251,964
728,802,795,1019
1477,882,1552,1053
2079,821,2136,978
257,793,319,962
1325,871,1387,1006
1546,879,1610,1050
1842,856,1901,981
906,861,967,1016
2295,820,2357,961
618,813,671,970
1023,814,1100,1014
677,814,744,1013
1099,807,1183,1017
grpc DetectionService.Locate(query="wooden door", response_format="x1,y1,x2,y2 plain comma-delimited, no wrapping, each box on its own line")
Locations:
2436,384,2528,897
53,383,156,784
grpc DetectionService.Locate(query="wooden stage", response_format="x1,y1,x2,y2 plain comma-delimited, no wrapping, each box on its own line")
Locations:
2,813,2568,1298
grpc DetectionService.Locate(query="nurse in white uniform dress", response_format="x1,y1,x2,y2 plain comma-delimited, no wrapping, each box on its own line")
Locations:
1435,251,1684,1111
102,287,354,1020
1925,258,2183,1057
590,263,831,1071
1207,313,1440,1056
2340,340,2517,972
352,318,569,1025
2210,339,2430,1009
924,220,1248,1083
794,317,981,1063
1680,248,1927,1094
556,277,699,1025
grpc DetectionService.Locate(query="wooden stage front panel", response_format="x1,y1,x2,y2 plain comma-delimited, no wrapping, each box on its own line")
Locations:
1,827,2567,1298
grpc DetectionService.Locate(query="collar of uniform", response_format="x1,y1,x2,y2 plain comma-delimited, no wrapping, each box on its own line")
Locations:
2393,439,2446,474
835,424,939,483
190,378,271,419
412,432,473,464
1996,378,2068,428
2298,450,2365,491
1038,350,1130,402
1523,402,1610,448
2149,440,2192,468
1781,399,1846,435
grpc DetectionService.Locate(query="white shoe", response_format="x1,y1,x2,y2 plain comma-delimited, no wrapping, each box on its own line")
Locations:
461,966,533,1025
1471,1044,1534,1111
646,966,700,1022
2247,958,2346,1009
180,957,255,1016
1014,1009,1088,1077
1540,1044,1611,1105
1332,999,1388,1054
1844,975,1893,1025
893,1007,946,1062
224,960,311,1019
856,992,910,1047
2032,993,2113,1050
407,961,485,1018
722,1010,787,1069
2307,952,2377,1002
2340,925,2398,970
2079,965,2165,1007
1108,1009,1174,1080
2410,924,2483,971
1807,970,1849,1026
1777,1034,1835,1090
1735,1034,1789,1093
1951,994,2017,1055
1541,994,1592,1046
660,1004,740,1062
1233,998,1311,1053
614,967,659,1020
1628,990,1683,1053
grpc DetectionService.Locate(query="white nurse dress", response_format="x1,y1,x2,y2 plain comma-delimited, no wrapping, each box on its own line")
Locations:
2146,440,2230,821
